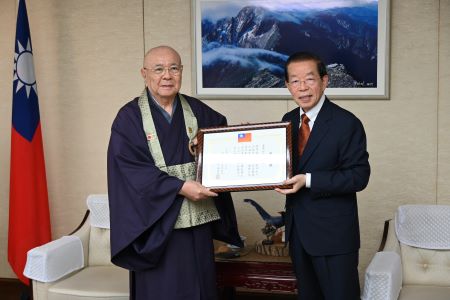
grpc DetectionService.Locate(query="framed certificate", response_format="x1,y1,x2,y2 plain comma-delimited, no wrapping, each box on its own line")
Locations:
195,122,292,192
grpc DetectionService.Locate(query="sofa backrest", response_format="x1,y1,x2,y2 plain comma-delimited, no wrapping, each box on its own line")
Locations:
395,205,450,286
86,194,114,266
400,244,450,286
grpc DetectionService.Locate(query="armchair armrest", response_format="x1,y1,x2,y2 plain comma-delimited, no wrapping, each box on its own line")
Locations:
24,235,84,283
69,210,91,266
382,220,400,254
362,251,402,300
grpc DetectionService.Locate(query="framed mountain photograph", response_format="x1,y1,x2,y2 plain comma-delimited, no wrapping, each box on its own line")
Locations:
192,0,390,99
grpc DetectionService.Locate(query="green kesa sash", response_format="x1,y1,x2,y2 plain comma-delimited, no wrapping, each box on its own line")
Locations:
138,89,220,229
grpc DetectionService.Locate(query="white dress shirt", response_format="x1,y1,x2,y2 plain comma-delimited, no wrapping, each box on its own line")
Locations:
299,94,326,188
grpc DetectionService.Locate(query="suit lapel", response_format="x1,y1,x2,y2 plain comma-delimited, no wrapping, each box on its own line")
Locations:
291,108,301,157
299,98,332,169
284,108,301,174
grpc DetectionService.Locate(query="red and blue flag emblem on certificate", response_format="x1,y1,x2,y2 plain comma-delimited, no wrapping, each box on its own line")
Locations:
238,132,252,143
9,0,51,285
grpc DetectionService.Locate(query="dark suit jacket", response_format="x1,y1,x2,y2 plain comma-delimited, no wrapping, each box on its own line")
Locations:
282,98,370,256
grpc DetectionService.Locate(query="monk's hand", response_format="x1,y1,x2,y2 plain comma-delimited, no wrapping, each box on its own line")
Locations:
180,180,218,201
274,174,306,195
188,137,198,156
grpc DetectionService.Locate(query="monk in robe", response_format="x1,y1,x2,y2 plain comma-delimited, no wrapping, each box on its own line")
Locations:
107,45,242,300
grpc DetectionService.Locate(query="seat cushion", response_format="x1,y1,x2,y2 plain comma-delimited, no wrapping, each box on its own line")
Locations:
48,266,129,300
399,285,450,300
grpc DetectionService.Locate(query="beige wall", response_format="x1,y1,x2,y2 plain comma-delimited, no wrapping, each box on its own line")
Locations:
0,0,449,289
438,0,450,203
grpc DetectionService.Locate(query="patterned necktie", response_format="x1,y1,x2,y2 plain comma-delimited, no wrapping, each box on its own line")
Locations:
298,114,310,156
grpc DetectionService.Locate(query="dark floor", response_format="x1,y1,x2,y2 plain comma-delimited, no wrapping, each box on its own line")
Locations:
0,279,30,300
0,280,297,300
236,291,296,299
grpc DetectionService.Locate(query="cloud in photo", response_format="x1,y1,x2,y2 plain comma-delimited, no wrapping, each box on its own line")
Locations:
203,46,288,73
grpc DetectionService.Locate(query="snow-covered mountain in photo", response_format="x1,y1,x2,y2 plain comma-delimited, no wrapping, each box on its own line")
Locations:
201,1,378,88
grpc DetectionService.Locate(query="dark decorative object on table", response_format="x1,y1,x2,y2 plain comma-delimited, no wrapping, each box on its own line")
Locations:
243,199,285,245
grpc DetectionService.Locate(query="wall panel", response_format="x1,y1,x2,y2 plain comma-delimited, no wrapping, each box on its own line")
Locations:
438,0,450,204
0,0,143,277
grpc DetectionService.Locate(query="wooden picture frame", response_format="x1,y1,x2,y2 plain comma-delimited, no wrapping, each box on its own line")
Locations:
192,0,390,99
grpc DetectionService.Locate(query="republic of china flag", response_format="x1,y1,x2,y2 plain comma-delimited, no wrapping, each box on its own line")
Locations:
9,0,51,285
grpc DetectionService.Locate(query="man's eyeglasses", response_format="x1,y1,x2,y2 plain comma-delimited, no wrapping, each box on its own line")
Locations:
288,77,319,88
144,65,183,76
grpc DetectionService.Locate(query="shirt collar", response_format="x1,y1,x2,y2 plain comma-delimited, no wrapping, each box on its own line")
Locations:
146,88,178,123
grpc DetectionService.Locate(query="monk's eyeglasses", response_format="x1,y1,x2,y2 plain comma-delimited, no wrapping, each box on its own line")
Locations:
144,65,183,76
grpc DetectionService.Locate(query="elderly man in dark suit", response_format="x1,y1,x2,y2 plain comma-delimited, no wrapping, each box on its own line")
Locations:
275,52,370,300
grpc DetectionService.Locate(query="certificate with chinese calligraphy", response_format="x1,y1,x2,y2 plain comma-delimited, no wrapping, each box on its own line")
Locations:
195,122,292,192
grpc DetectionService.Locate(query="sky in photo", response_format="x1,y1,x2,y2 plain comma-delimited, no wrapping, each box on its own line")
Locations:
202,0,378,22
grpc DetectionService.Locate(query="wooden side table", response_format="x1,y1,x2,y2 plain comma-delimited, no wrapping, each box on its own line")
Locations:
216,248,297,299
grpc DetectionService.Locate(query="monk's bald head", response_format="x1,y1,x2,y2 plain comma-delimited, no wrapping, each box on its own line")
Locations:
143,46,181,67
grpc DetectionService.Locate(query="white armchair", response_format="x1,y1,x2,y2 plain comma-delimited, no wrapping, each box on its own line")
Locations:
24,194,129,300
362,204,450,300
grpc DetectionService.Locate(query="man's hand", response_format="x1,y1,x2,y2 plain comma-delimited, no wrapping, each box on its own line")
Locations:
274,174,306,195
180,180,218,201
